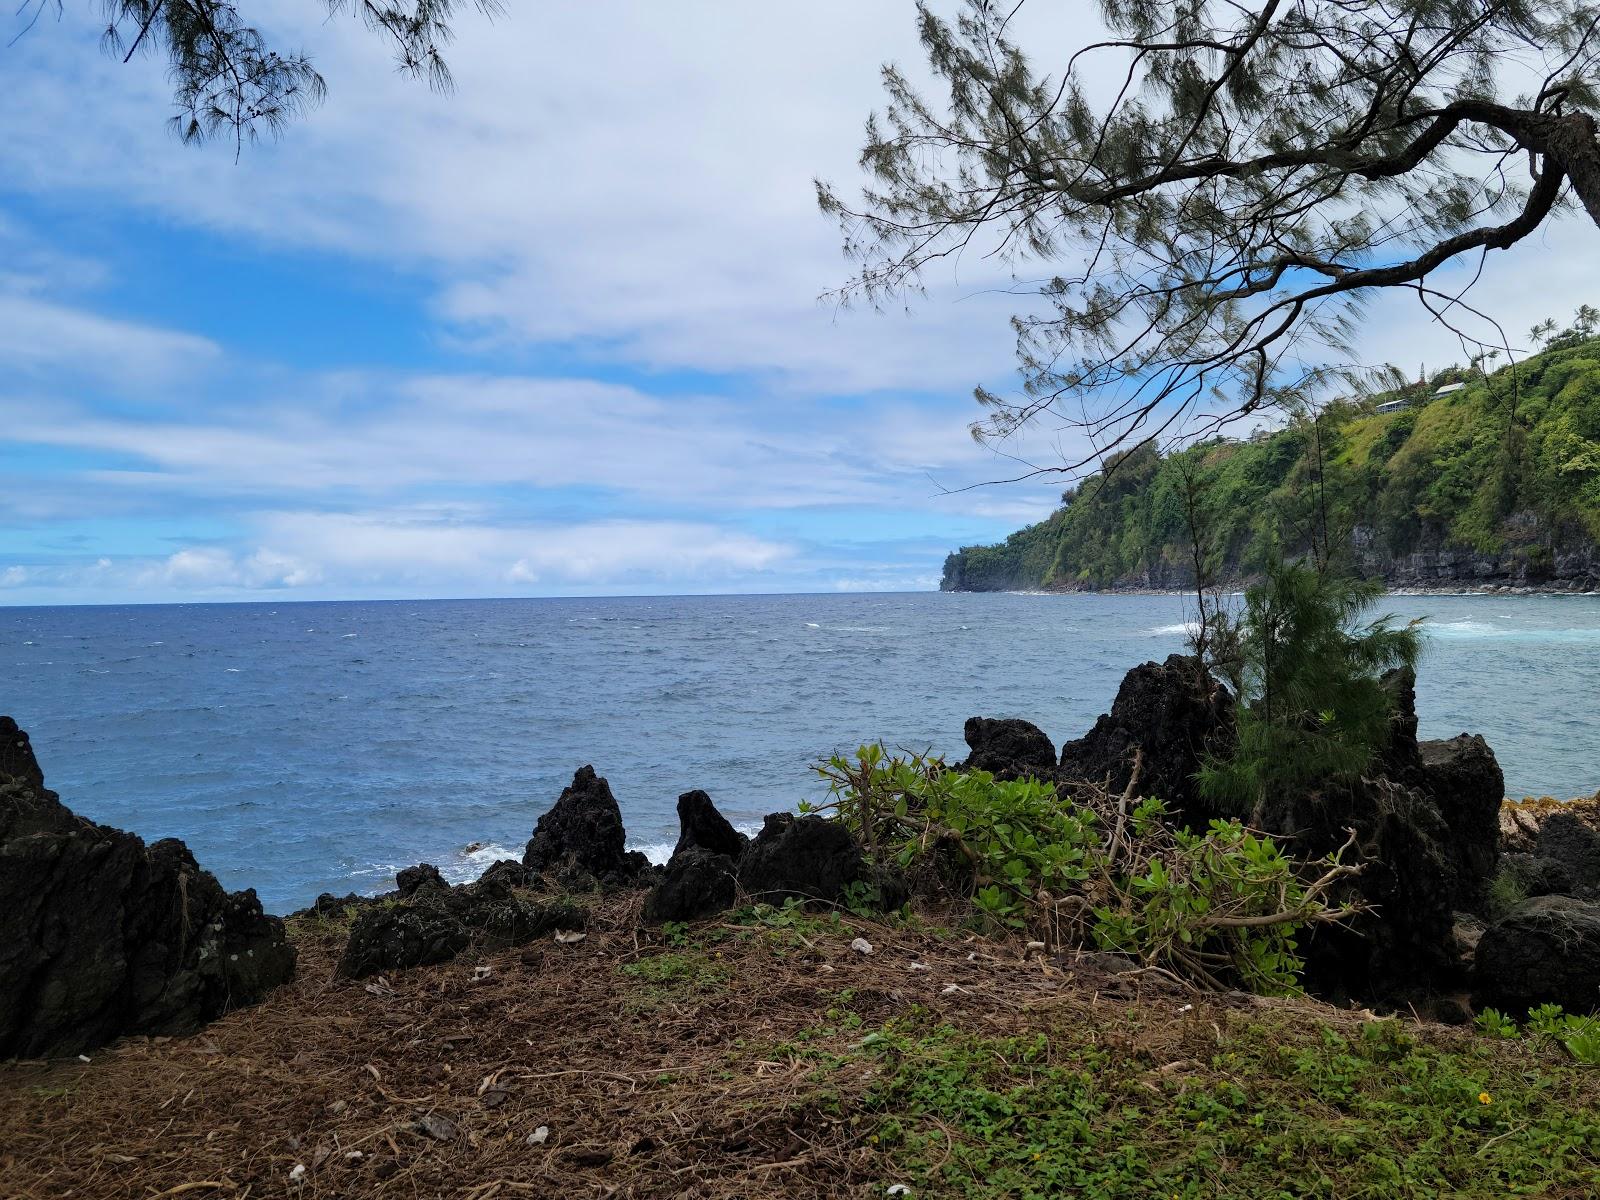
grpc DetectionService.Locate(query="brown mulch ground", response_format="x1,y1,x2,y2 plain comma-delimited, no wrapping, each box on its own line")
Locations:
0,897,1366,1200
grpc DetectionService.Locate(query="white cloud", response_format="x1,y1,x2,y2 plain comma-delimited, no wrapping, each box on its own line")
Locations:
0,292,220,387
4,513,796,600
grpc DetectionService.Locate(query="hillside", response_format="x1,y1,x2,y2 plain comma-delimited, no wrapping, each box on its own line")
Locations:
943,330,1600,593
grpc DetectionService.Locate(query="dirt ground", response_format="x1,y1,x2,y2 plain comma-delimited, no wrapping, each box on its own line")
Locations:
0,898,1156,1199
4,895,1582,1200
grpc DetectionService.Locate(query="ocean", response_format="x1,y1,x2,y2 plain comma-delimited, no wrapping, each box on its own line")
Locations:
4,591,1598,913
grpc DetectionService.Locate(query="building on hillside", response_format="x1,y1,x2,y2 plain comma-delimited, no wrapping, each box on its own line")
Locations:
1375,397,1412,415
1433,381,1468,398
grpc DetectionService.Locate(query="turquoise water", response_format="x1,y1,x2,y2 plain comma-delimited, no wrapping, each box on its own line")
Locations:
2,592,1596,912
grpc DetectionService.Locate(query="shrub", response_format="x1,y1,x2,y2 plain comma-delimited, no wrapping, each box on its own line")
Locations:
1200,558,1423,812
812,746,1362,995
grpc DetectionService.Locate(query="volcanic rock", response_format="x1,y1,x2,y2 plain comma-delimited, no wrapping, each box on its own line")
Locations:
337,878,583,979
959,717,1057,781
673,789,746,858
1057,654,1235,818
1474,895,1600,1015
476,859,534,889
645,846,739,923
522,766,635,882
396,862,447,897
737,812,875,905
0,716,296,1059
1416,735,1504,908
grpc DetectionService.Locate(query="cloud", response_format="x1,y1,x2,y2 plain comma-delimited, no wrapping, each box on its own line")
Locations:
2,512,795,600
0,289,219,389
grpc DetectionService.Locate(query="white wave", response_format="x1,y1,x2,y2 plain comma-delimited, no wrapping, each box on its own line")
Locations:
631,840,677,866
1148,622,1199,636
225,668,241,673
441,841,519,884
804,622,821,628
630,819,766,866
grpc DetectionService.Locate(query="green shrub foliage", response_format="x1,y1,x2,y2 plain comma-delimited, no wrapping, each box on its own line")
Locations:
1199,558,1423,810
811,747,1360,995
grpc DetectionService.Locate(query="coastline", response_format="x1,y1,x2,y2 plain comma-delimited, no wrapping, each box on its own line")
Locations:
955,580,1600,597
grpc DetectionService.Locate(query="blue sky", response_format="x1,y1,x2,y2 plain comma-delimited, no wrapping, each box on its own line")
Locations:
3,2,1593,604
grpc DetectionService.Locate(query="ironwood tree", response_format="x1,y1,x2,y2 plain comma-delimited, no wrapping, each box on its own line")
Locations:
14,1,499,147
821,0,1600,471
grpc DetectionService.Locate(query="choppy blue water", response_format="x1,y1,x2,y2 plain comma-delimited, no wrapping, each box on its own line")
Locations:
4,592,1598,913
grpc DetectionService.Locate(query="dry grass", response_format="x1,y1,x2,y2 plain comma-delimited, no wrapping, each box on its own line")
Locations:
0,897,1164,1199
4,894,1594,1199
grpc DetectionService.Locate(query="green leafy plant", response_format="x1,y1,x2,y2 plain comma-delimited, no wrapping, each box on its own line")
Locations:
1523,1003,1600,1064
1474,1008,1521,1039
814,746,1362,994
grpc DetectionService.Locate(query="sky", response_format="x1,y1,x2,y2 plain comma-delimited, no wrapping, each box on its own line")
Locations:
2,2,1597,604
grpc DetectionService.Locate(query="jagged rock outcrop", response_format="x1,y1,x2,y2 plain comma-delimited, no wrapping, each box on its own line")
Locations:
645,847,739,923
1271,774,1469,1001
1474,896,1600,1015
959,717,1057,781
737,812,884,906
1416,735,1504,909
673,790,747,858
1,716,296,1059
1057,654,1236,818
337,877,583,979
476,859,534,890
522,766,649,886
396,862,447,897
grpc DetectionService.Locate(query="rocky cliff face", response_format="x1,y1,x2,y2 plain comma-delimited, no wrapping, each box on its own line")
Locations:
945,516,1600,593
0,717,296,1059
1350,518,1600,592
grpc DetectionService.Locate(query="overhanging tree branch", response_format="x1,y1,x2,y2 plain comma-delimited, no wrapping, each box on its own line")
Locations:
820,0,1600,474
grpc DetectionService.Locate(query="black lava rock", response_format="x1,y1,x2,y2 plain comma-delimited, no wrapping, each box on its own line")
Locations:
1474,895,1600,1015
476,859,534,889
0,717,296,1059
645,847,738,922
736,812,872,905
673,790,746,858
395,862,447,897
337,878,583,979
959,717,1057,781
1417,734,1505,908
522,766,632,880
1057,654,1235,818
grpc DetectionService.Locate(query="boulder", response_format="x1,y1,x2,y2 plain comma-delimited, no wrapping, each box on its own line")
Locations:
1531,811,1600,897
1474,895,1600,1015
645,847,738,923
1278,775,1466,1001
522,766,634,881
737,813,876,905
476,859,534,889
0,717,296,1059
959,717,1057,781
395,862,447,897
1416,735,1504,908
1057,654,1235,818
673,790,746,858
337,878,583,979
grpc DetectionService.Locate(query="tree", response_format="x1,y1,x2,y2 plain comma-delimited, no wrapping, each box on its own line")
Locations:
821,0,1600,473
1199,559,1423,815
13,1,499,149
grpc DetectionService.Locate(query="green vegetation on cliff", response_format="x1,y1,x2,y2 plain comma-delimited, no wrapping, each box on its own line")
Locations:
943,321,1600,592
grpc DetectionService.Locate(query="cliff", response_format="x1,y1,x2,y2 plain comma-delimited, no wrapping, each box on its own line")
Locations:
943,331,1600,593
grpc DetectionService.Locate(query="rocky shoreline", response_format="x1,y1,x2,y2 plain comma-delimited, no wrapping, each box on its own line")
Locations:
7,655,1600,1061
